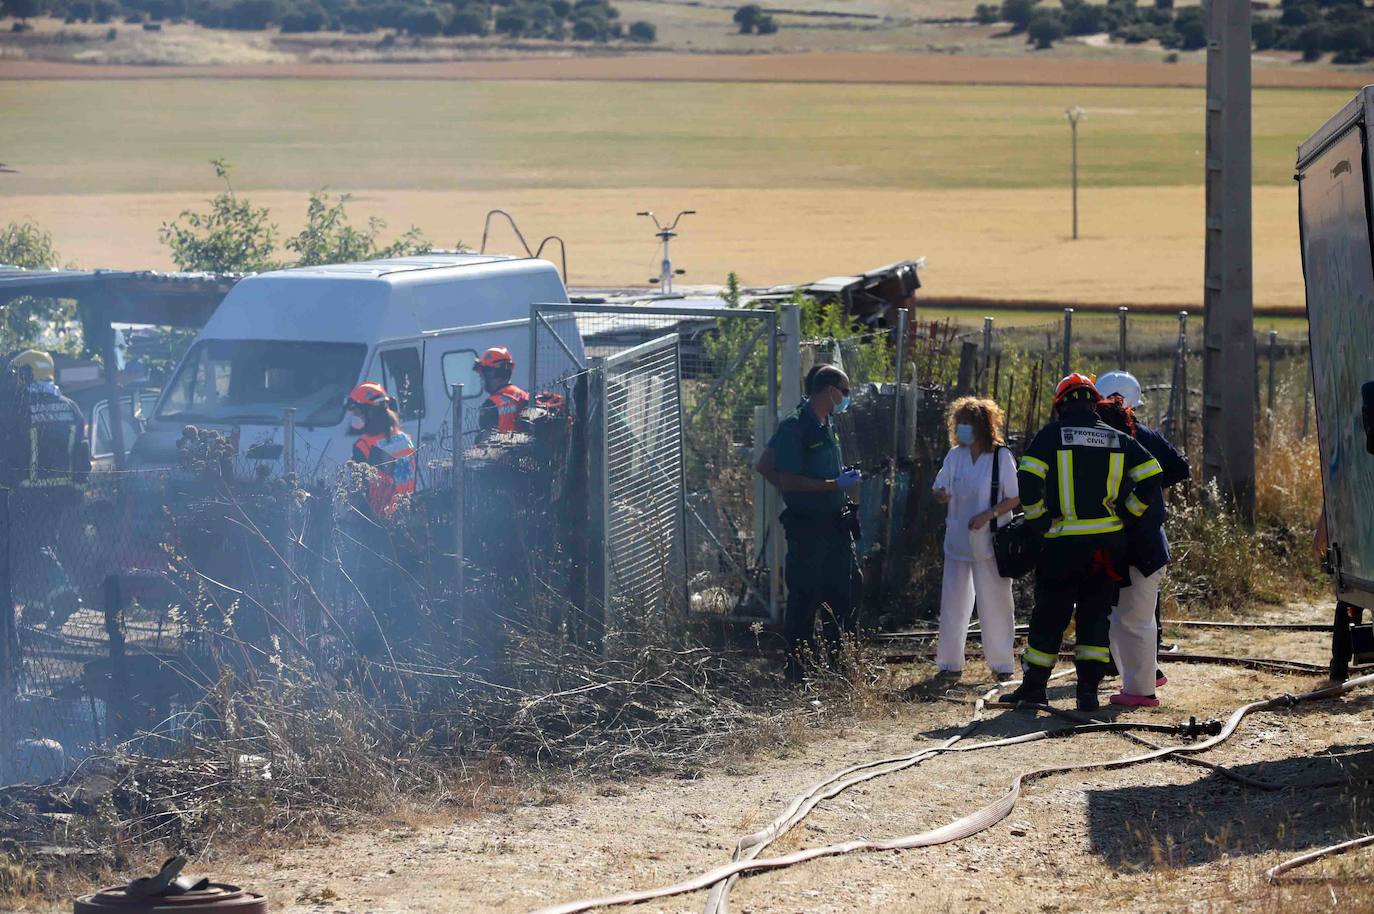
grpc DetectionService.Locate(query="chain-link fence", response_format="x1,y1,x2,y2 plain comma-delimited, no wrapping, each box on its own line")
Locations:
533,303,779,620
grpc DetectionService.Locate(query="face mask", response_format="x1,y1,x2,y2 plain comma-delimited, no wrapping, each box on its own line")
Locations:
349,414,365,431
835,394,851,414
956,423,975,446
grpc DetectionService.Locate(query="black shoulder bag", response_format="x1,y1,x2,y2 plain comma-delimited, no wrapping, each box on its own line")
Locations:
991,446,1038,579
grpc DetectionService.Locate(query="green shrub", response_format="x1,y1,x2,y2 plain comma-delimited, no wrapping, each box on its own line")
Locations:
445,7,487,34
1026,8,1063,46
755,13,776,33
733,2,760,33
1000,0,1037,32
627,18,653,41
974,3,999,24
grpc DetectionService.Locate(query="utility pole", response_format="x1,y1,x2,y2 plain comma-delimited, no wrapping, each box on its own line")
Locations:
1202,0,1256,521
638,210,695,295
1065,106,1086,240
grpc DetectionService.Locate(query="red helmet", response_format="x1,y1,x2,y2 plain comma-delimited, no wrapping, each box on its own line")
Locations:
476,347,515,370
348,381,390,407
1054,372,1099,406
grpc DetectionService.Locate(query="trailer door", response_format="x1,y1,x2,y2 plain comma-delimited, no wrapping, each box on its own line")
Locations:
1300,123,1374,606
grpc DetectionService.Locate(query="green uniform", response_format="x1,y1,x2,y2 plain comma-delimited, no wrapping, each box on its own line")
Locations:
768,399,858,682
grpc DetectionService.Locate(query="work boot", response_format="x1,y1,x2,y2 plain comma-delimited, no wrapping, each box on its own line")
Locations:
993,664,1051,707
1075,661,1104,711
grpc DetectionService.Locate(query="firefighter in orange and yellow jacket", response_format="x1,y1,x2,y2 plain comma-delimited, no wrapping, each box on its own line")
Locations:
475,347,530,437
346,381,416,518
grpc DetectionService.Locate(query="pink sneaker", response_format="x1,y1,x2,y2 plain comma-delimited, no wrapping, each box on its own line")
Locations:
1156,671,1168,688
1110,692,1161,708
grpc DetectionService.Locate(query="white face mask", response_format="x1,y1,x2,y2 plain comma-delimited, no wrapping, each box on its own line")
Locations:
349,414,365,431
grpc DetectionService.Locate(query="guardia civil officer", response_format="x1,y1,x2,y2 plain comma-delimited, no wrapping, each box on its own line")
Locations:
995,373,1163,711
756,364,862,683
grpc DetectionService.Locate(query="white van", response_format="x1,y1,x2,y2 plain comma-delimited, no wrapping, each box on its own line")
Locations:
132,253,581,478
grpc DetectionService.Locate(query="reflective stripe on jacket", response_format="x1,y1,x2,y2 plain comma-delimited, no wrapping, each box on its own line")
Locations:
352,430,417,516
482,384,530,433
1017,413,1162,539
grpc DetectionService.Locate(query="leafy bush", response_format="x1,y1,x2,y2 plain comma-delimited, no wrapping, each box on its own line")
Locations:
286,191,429,266
278,1,326,31
1000,0,1038,32
1061,0,1103,36
1026,7,1063,46
0,221,75,351
159,160,278,273
755,13,776,33
733,2,761,33
1253,17,1279,48
974,3,999,24
445,7,487,34
223,0,276,29
401,4,443,34
627,18,653,41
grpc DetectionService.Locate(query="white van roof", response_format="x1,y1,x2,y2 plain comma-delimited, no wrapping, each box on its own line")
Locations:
202,253,569,343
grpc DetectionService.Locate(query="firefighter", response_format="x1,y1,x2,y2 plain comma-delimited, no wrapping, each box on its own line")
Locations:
10,350,91,486
995,372,1164,711
347,381,416,518
1094,371,1190,707
756,364,863,683
475,346,530,436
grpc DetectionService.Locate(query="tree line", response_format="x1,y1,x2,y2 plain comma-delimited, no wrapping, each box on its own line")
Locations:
2,0,656,43
975,0,1374,61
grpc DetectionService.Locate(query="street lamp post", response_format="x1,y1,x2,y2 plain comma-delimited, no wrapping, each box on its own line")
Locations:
1065,106,1086,240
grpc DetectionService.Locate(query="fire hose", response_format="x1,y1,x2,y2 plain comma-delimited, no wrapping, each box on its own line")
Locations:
529,671,1374,914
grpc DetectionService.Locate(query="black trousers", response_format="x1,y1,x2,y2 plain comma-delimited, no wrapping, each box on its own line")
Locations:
782,511,859,682
1331,600,1364,681
1024,534,1127,675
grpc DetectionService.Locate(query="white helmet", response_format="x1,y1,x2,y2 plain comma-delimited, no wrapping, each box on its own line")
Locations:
1095,370,1143,409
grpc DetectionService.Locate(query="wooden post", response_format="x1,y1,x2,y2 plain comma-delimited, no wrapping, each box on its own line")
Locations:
1061,308,1074,379
955,341,978,396
980,316,993,396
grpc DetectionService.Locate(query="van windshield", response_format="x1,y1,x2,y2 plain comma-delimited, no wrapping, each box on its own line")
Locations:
157,339,367,427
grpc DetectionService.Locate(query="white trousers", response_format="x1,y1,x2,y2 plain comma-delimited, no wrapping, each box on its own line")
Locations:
1109,565,1165,697
937,555,1017,675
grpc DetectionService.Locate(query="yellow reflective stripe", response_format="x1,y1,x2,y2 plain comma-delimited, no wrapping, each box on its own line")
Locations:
1057,449,1075,520
1125,493,1148,517
1022,500,1047,520
1019,454,1049,478
1129,458,1163,482
1104,452,1124,511
1045,517,1125,538
1023,646,1058,669
1076,645,1112,662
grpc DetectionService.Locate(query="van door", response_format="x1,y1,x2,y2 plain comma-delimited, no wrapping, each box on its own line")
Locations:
425,332,489,451
373,341,428,455
1299,118,1374,607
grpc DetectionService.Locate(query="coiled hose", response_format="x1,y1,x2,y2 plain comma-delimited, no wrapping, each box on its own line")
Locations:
529,672,1374,914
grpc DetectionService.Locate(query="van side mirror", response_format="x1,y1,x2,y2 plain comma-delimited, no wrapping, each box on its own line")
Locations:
1363,380,1374,455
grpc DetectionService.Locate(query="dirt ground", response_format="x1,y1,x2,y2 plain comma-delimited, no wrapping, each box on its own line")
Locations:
33,603,1362,914
3,52,1373,89
4,185,1306,307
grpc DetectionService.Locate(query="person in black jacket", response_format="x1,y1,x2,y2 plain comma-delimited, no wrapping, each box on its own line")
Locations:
1094,371,1190,707
995,373,1163,711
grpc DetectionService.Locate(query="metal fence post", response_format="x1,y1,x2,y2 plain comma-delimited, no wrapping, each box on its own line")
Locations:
282,407,297,632
980,316,993,396
1266,330,1278,424
588,358,609,648
528,305,540,394
883,309,910,592
451,384,465,626
1177,311,1190,450
1061,308,1074,378
0,487,14,770
776,304,801,624
781,303,802,412
1118,306,1128,370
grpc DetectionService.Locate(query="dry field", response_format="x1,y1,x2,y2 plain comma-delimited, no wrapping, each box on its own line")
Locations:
0,77,1334,305
4,184,1307,307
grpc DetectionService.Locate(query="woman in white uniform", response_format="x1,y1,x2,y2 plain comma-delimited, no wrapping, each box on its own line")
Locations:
932,397,1021,679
